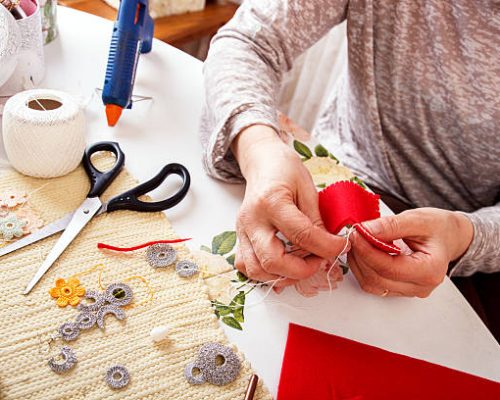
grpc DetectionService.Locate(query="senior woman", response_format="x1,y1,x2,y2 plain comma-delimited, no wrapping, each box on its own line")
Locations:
200,1,499,339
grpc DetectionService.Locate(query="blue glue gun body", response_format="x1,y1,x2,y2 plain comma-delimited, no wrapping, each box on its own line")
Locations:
102,0,154,111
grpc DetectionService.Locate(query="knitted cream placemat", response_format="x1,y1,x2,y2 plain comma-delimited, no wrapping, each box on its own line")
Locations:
0,158,272,400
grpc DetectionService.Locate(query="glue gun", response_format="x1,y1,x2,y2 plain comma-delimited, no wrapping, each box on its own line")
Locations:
102,0,154,127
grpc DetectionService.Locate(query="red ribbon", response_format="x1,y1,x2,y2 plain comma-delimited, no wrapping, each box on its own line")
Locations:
97,238,191,252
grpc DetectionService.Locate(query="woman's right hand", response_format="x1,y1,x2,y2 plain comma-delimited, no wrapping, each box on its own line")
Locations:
231,124,348,288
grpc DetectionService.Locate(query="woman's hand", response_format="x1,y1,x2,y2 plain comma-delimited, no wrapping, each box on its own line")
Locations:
232,125,347,288
348,208,474,297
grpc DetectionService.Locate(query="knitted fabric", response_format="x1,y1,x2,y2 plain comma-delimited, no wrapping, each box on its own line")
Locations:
0,156,271,400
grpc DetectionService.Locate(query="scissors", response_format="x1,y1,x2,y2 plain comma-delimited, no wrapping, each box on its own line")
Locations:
0,141,191,294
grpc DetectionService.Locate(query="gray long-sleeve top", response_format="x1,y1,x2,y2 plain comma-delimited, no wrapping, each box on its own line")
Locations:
200,0,500,276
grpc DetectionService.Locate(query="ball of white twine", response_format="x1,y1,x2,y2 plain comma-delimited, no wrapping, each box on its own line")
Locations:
2,89,87,178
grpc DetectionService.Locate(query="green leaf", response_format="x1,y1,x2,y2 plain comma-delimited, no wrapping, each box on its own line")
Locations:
226,254,236,266
350,176,367,189
329,153,340,163
316,183,327,189
222,316,242,330
293,140,313,159
236,271,248,282
231,291,246,306
341,265,349,275
314,144,329,157
212,231,237,255
200,245,212,253
233,307,245,323
213,303,232,316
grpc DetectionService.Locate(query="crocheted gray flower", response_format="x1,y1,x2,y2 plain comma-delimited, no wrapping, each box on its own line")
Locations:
105,365,130,389
146,243,177,268
59,322,80,342
77,289,106,313
176,260,199,278
185,342,241,386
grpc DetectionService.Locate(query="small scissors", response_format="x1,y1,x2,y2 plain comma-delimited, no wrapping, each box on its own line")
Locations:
0,141,191,294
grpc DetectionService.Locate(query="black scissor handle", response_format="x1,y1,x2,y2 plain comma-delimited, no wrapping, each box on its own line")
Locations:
83,141,126,198
106,163,191,213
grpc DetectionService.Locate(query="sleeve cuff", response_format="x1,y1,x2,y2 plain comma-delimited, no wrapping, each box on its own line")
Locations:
201,103,279,183
449,212,495,277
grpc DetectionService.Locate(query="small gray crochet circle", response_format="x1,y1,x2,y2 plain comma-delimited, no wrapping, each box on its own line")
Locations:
196,343,241,386
96,304,126,330
146,243,177,268
77,289,106,312
75,311,97,330
176,260,199,278
105,365,130,389
48,346,77,373
184,362,206,385
59,322,80,342
105,282,133,306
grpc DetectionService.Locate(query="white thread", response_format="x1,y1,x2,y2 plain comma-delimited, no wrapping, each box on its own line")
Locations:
2,89,87,178
326,226,355,294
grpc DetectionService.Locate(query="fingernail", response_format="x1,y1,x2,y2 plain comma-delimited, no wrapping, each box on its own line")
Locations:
273,286,285,294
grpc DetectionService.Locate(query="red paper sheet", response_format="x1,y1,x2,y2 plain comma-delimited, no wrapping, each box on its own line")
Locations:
278,324,500,400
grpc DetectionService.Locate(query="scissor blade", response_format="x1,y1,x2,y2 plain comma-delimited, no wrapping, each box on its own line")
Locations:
23,197,102,294
0,213,74,257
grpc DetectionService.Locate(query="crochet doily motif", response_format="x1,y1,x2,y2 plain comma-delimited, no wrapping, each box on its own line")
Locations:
176,260,199,278
146,243,177,268
105,365,130,389
185,342,241,386
48,346,77,374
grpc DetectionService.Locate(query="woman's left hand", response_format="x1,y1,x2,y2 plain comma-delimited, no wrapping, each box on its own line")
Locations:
348,208,474,298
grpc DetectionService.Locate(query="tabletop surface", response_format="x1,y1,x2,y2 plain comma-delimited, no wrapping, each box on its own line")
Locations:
2,7,499,397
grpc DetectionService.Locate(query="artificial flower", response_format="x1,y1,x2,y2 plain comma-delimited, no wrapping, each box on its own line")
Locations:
0,214,26,241
0,190,28,208
16,207,44,234
49,277,86,307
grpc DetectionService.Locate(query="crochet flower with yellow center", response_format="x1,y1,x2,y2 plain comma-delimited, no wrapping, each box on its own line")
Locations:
49,278,86,307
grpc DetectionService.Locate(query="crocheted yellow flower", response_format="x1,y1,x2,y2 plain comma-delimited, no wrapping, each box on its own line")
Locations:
49,277,86,307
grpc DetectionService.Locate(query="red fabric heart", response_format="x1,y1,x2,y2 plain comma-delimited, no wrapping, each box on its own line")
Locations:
355,223,401,255
278,324,500,400
318,181,400,254
318,181,380,234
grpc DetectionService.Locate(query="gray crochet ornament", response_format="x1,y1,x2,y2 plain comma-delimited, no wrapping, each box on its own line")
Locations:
105,282,133,306
146,243,177,268
175,260,199,278
184,362,206,385
105,365,130,389
48,346,77,373
185,342,241,386
59,322,80,342
77,289,106,312
96,304,126,329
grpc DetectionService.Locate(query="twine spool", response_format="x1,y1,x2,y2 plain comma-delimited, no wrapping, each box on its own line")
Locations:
2,89,87,178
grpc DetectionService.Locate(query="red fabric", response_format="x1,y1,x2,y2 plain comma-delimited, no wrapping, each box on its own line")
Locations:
355,223,401,254
318,181,401,254
278,324,500,400
318,181,380,234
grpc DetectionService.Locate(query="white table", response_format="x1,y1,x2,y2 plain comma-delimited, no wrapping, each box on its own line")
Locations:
2,7,499,398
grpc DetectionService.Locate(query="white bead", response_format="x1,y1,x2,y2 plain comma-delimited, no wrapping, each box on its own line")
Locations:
150,325,170,342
